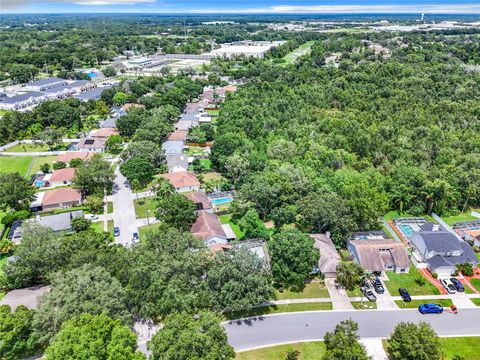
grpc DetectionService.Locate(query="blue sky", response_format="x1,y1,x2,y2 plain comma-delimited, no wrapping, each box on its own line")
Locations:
3,0,480,14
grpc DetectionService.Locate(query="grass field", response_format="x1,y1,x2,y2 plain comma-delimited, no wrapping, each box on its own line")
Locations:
471,298,480,306
133,197,157,219
351,301,377,309
236,342,326,360
383,211,435,222
225,302,333,320
283,41,314,64
206,109,220,116
91,220,114,234
28,155,57,176
395,299,453,309
199,159,212,170
276,281,329,300
0,156,33,176
442,212,479,226
385,267,440,296
219,214,244,239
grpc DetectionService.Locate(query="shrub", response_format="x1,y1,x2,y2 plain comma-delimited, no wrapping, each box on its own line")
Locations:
53,161,66,170
431,273,438,279
416,276,427,284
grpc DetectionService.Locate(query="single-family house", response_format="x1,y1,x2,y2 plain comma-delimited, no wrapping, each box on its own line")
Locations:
32,188,83,211
210,239,270,268
44,168,76,187
175,120,194,131
90,128,119,138
162,141,184,155
347,237,410,274
310,233,340,278
185,191,212,213
410,227,478,277
55,151,93,165
160,171,200,193
99,117,117,128
75,138,106,152
191,211,228,247
7,211,84,243
453,220,480,247
168,130,188,142
166,154,188,173
121,103,144,112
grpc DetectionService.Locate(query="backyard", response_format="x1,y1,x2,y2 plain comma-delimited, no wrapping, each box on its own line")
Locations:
441,211,479,226
236,342,326,360
219,214,244,239
276,281,329,300
5,143,51,152
138,222,162,239
384,267,440,296
28,155,57,176
187,146,208,157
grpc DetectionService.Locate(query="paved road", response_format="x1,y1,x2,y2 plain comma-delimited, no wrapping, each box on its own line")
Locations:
0,286,50,310
223,308,480,351
112,166,138,247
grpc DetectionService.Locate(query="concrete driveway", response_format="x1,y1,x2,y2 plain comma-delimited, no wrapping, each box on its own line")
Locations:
325,278,354,310
223,308,480,351
111,166,138,247
0,286,50,310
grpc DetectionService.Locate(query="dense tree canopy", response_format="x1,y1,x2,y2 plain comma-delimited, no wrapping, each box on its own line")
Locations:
0,305,37,360
387,322,442,360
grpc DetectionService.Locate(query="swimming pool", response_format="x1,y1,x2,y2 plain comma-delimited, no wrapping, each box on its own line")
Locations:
399,224,413,238
211,197,232,205
87,72,97,78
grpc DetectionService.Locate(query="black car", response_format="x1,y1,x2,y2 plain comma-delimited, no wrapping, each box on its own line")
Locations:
399,287,411,302
372,277,385,294
450,278,465,292
361,286,377,302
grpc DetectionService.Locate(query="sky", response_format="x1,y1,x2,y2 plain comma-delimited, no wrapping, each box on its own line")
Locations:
2,0,480,14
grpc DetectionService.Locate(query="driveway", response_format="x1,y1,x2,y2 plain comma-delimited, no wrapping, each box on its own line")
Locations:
325,278,354,310
0,286,50,310
111,166,138,247
223,308,480,351
374,278,398,310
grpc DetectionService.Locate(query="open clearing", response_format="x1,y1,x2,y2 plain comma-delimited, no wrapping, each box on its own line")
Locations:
283,41,314,64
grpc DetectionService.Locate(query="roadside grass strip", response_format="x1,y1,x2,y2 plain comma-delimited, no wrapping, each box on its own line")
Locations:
224,302,333,320
235,341,326,360
394,299,453,309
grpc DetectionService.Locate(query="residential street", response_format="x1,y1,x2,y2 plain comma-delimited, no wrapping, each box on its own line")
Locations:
223,308,480,351
111,166,138,246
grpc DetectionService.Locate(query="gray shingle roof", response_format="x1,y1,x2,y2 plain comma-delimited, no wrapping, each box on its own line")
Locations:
27,77,67,87
74,86,111,101
162,141,184,155
421,232,463,253
1,92,44,104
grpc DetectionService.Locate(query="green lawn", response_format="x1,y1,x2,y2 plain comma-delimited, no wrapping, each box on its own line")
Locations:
5,143,51,152
351,301,377,310
441,337,480,360
385,267,440,296
276,281,330,300
219,214,244,239
470,278,480,292
470,298,480,306
442,212,479,226
107,201,113,214
225,302,333,320
206,109,220,116
28,155,57,176
199,159,212,170
395,299,453,309
236,342,326,360
383,211,435,222
133,197,157,219
91,220,114,234
138,222,162,239
0,156,33,176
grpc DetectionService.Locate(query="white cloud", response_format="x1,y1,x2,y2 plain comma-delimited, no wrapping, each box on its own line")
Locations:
1,0,154,10
73,0,154,4
192,3,480,14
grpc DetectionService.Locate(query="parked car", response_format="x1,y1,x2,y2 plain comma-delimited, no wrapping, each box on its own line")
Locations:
418,303,443,314
441,279,457,294
132,232,139,242
450,278,465,292
398,288,411,302
114,227,120,237
372,277,385,294
361,286,377,302
86,214,99,220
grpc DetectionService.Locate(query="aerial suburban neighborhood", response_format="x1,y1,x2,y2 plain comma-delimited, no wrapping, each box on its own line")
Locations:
0,5,480,360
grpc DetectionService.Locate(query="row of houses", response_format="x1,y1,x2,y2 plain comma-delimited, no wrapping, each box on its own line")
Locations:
0,77,114,111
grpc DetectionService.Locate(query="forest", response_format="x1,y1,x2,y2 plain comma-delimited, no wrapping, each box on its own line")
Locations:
212,32,480,243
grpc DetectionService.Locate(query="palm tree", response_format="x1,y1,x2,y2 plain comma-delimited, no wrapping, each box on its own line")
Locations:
336,262,364,291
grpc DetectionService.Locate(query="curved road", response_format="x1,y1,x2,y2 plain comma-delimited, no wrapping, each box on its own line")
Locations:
223,308,480,351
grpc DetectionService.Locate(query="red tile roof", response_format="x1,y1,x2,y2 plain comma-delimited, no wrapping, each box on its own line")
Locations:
168,130,188,141
42,188,82,207
91,128,119,138
160,171,200,189
191,212,227,242
56,152,93,163
49,168,75,182
185,192,212,210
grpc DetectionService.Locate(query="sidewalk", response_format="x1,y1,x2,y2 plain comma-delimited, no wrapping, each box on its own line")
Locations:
325,278,354,310
360,339,388,360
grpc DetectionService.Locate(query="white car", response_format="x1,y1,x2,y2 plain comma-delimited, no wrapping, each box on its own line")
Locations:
441,279,457,294
85,214,99,221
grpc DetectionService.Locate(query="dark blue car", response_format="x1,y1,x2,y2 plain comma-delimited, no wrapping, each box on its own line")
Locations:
450,278,465,292
418,303,443,314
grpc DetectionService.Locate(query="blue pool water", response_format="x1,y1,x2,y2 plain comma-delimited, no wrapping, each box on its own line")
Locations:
34,180,44,188
211,197,232,205
399,224,413,238
87,72,97,78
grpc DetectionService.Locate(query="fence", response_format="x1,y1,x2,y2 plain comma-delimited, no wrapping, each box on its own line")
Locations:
431,212,463,240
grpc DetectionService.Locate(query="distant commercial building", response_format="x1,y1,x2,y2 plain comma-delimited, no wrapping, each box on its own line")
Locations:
24,77,68,92
0,91,46,110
